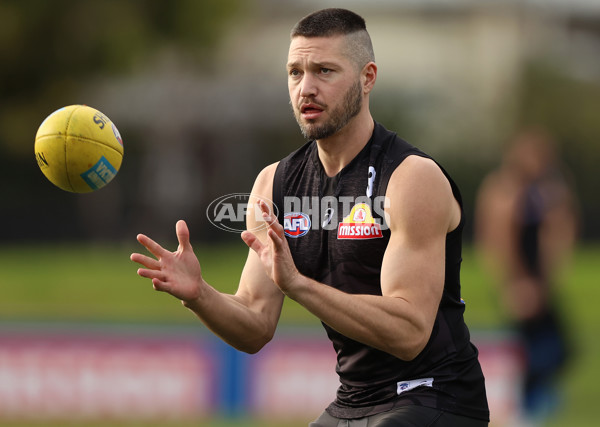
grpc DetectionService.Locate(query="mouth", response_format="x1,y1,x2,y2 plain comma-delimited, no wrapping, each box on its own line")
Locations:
300,103,324,120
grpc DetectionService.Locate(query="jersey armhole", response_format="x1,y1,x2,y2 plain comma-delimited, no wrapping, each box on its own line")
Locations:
273,160,286,225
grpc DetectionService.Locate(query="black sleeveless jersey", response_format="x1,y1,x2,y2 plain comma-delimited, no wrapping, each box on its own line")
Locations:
272,122,489,421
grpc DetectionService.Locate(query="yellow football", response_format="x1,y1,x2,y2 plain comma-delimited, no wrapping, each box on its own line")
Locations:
34,105,124,193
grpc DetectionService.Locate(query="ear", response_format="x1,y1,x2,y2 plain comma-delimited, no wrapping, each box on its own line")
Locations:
361,62,377,94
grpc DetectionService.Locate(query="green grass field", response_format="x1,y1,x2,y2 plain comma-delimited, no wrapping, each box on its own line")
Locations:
1,242,598,426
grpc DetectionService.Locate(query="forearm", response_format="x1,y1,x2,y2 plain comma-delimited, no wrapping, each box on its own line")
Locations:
285,275,430,361
182,281,279,354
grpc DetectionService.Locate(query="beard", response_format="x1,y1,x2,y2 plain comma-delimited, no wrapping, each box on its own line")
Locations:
293,79,363,141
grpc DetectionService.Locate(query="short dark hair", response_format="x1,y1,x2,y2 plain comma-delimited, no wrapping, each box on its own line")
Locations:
291,8,375,68
291,8,367,38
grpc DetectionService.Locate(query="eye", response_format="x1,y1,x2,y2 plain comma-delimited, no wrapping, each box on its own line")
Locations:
289,68,301,77
320,68,331,74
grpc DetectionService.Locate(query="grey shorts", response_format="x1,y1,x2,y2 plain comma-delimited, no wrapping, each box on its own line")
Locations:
309,406,488,427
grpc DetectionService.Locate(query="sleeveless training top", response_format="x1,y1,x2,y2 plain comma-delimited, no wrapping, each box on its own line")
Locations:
273,122,489,421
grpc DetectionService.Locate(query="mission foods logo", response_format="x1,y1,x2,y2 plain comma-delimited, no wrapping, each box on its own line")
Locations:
337,203,383,239
206,193,278,233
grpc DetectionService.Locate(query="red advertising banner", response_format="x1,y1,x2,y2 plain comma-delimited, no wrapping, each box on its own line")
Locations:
0,333,216,420
476,334,525,426
247,338,338,418
0,325,523,425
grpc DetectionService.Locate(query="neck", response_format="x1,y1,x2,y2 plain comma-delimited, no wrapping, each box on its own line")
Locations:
316,113,374,177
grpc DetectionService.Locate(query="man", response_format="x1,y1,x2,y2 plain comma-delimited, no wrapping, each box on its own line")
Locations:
476,128,577,423
131,8,489,426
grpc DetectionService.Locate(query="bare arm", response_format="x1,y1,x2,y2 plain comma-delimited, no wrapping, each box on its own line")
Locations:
474,171,522,283
131,163,284,354
244,156,460,361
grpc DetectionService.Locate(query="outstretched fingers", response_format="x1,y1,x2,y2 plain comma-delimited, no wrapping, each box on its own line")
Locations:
130,252,160,270
257,200,285,247
241,230,262,253
241,200,285,257
175,220,192,252
131,230,172,284
131,220,205,302
135,233,168,259
267,227,285,251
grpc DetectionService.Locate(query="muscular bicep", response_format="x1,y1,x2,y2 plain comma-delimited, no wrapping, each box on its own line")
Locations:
380,156,459,334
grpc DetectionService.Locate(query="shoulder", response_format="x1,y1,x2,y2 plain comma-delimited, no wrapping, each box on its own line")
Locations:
251,162,279,199
476,168,521,208
386,155,460,234
387,155,450,195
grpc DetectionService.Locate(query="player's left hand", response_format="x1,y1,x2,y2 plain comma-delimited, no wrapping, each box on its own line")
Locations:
241,200,302,294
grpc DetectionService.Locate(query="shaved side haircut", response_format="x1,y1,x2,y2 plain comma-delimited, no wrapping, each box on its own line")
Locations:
291,8,375,71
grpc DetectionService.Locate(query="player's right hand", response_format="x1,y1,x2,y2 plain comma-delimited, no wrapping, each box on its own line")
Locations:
131,220,204,302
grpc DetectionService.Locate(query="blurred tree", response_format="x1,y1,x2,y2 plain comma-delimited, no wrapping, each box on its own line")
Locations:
0,0,244,242
0,0,244,157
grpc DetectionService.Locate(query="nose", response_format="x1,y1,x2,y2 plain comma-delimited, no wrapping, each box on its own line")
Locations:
299,73,318,98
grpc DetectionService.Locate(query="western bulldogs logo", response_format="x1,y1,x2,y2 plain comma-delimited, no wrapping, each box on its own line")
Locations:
283,212,311,238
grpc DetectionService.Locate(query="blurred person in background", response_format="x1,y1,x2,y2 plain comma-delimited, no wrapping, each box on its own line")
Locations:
475,127,579,424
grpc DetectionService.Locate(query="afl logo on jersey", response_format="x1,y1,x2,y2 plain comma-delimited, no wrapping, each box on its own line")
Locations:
283,212,311,238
